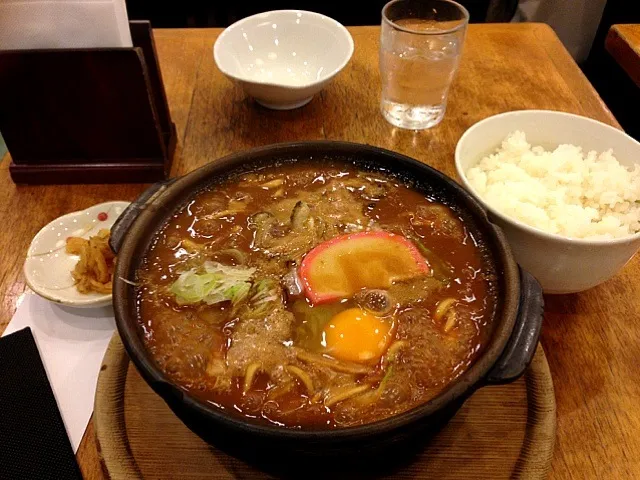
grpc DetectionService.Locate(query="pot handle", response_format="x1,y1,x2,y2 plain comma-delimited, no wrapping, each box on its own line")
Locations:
485,268,544,385
109,178,176,254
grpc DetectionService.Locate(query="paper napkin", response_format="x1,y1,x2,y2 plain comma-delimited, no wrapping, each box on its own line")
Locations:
0,0,132,50
2,293,116,452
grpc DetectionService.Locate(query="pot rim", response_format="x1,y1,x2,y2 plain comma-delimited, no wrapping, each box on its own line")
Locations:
113,140,520,441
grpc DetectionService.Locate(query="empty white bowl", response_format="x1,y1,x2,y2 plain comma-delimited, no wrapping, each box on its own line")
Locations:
455,110,640,294
213,10,354,110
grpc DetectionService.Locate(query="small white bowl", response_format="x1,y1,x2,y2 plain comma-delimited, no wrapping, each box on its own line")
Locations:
455,110,640,294
24,201,130,307
213,10,354,110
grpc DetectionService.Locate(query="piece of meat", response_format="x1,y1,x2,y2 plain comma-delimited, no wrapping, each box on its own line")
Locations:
411,204,465,240
226,306,296,377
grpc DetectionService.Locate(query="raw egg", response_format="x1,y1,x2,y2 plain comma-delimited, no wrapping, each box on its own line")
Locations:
323,308,392,363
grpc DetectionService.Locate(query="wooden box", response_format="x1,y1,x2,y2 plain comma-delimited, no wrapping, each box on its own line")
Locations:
0,21,175,184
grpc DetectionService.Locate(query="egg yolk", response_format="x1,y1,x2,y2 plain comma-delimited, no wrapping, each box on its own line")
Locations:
323,308,392,364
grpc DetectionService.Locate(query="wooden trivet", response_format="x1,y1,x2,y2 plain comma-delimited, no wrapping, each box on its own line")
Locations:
95,334,555,479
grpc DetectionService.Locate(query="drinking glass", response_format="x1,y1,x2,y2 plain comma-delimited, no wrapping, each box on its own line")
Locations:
379,0,469,129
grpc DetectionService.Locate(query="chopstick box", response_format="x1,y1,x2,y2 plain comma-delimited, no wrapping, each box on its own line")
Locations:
0,21,176,184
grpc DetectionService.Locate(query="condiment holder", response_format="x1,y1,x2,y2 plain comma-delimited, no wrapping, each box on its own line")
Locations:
0,21,175,184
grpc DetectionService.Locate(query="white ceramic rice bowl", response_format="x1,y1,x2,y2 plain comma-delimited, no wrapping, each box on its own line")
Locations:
455,110,640,294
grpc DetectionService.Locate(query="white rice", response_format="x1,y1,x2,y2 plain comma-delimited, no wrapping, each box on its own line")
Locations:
465,131,640,239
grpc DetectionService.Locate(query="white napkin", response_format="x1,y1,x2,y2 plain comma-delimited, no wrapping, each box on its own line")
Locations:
2,293,116,452
0,0,132,50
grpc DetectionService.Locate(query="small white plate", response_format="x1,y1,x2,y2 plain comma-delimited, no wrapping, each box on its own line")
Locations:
24,201,130,308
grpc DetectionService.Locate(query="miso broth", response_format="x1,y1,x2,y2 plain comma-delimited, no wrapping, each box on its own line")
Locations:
136,163,497,428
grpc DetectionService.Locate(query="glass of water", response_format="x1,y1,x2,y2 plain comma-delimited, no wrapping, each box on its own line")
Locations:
380,0,469,129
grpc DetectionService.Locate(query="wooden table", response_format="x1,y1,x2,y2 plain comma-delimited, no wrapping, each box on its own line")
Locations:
1,24,638,479
606,24,640,87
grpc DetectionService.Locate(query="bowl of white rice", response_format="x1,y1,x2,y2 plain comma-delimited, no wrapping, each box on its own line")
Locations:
455,110,640,294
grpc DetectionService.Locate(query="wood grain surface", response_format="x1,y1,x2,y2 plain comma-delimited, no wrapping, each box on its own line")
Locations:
1,24,638,479
606,24,640,87
94,334,555,480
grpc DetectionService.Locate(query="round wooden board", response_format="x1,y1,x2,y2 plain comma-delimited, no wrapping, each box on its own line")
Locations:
94,334,556,480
